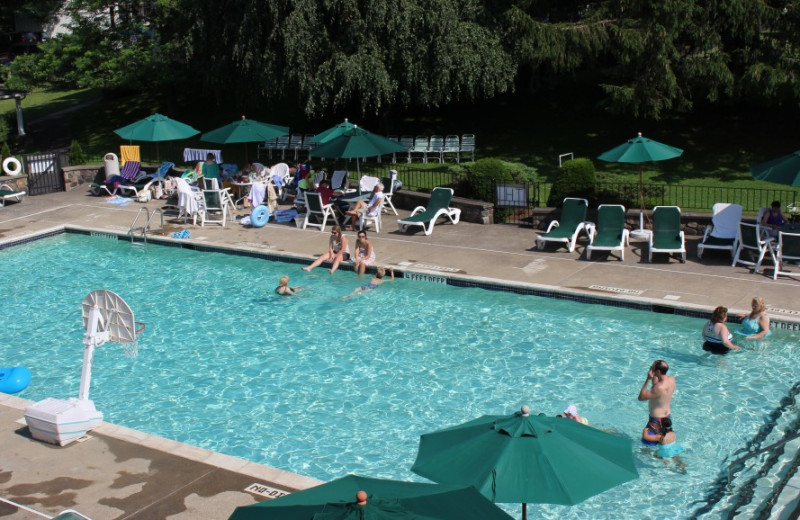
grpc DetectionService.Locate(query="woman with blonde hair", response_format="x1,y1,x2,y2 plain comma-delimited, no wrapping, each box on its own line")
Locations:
739,297,771,339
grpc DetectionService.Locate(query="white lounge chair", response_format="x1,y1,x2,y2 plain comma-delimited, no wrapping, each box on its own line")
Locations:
0,183,26,206
536,198,588,253
586,204,628,261
397,187,461,236
117,161,174,201
697,203,742,259
648,206,686,263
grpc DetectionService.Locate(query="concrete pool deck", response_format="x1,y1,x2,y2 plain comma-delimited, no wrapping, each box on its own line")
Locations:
1,187,799,519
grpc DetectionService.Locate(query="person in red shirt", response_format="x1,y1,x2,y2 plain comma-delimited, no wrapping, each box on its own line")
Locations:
314,179,335,205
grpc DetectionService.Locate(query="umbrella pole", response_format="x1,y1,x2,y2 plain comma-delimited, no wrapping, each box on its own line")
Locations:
631,167,649,239
522,502,527,520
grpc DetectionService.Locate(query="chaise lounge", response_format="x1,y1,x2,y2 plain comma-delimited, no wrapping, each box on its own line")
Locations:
397,187,461,236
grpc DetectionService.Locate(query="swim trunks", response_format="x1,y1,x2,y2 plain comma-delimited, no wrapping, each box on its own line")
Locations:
657,441,685,458
703,341,731,355
360,283,378,291
641,415,671,445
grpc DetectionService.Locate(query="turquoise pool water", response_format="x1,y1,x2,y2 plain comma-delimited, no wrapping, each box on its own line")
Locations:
1,234,798,519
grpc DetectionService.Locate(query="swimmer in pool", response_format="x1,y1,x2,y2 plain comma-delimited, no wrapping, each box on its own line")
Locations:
343,267,394,300
275,275,305,296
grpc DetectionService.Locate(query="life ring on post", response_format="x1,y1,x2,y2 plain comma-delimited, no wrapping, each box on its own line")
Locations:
2,157,22,176
251,205,270,228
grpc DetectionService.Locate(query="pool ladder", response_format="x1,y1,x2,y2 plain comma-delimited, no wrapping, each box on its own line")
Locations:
128,208,164,245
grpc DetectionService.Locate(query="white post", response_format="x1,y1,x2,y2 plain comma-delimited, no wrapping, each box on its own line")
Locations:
78,306,108,401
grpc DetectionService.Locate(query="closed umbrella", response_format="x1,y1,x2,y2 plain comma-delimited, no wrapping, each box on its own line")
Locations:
310,118,357,144
309,126,405,175
598,133,683,237
227,474,514,520
201,115,289,162
114,113,200,162
411,406,638,520
750,151,800,187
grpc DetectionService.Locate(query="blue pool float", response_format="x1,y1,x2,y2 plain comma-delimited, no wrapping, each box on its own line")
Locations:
251,205,270,228
0,366,31,394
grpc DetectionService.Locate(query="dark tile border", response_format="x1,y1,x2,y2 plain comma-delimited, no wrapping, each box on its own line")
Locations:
3,227,799,332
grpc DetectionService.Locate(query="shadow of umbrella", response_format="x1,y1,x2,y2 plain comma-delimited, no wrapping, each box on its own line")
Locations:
598,133,683,238
411,405,639,520
227,474,514,520
114,113,200,162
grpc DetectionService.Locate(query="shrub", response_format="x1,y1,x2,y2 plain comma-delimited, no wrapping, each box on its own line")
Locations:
0,116,9,146
1,141,10,160
69,139,86,165
547,158,596,206
458,158,538,203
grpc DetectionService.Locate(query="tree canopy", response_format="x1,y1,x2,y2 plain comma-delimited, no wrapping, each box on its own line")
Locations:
6,0,800,120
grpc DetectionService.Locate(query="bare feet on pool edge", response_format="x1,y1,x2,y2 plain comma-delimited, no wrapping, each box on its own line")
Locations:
328,268,335,274
302,266,311,272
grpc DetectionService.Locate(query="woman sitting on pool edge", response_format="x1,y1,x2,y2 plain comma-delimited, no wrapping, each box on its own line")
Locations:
302,226,350,274
738,296,771,340
702,306,741,354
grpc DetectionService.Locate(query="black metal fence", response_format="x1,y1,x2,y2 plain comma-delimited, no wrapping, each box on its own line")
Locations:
24,150,68,195
357,165,799,225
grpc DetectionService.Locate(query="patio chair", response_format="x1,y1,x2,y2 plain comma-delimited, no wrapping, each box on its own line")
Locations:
648,206,686,263
200,184,235,227
442,135,460,163
769,231,800,280
586,204,629,261
460,134,475,162
90,160,143,196
398,135,414,163
732,222,772,273
397,187,461,236
697,203,742,259
117,161,174,201
288,134,304,161
381,172,399,215
0,183,26,206
358,191,387,233
176,177,203,224
427,135,444,163
535,197,588,253
301,134,317,159
276,135,290,160
119,145,140,166
302,192,339,231
410,135,429,163
330,170,350,193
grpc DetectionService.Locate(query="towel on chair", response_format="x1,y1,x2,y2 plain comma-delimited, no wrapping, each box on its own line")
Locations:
249,182,267,208
120,145,140,166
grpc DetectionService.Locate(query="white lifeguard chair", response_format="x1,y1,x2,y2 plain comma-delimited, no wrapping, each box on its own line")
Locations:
24,290,142,446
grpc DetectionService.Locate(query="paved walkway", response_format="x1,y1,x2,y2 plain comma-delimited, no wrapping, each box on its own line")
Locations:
1,187,799,519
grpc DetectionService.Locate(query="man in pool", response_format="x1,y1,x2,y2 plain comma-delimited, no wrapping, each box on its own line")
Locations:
637,359,675,445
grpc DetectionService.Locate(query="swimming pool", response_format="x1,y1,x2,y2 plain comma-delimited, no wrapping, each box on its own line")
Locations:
1,233,798,519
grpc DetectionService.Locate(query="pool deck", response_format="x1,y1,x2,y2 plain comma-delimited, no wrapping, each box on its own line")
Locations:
1,188,799,519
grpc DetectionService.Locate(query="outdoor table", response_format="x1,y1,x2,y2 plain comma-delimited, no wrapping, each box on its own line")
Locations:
230,180,253,209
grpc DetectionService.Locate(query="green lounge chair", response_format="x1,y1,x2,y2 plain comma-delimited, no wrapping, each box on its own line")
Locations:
586,204,629,260
0,183,26,206
697,203,742,259
770,231,800,280
397,187,461,235
648,206,686,262
732,221,771,273
536,197,588,252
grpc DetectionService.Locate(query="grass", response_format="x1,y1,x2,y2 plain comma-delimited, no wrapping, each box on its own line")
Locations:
1,84,798,210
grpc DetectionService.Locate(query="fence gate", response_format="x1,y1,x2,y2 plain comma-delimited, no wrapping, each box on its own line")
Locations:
494,181,538,226
24,151,67,195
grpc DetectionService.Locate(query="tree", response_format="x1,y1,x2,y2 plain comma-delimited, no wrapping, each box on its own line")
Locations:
179,0,516,117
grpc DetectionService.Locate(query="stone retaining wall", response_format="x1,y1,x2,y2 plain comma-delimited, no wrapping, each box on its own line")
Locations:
392,190,494,225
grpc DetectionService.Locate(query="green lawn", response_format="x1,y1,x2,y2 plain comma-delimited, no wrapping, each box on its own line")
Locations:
2,85,798,210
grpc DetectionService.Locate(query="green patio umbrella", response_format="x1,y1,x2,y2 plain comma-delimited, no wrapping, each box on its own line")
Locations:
310,118,357,144
598,132,683,237
114,113,200,162
201,115,289,162
309,126,405,175
411,406,638,520
750,151,800,187
227,475,514,520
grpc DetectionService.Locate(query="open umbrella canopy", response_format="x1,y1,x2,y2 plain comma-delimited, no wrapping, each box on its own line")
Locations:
227,475,513,520
411,407,638,507
310,118,357,144
597,133,683,164
114,113,200,142
201,116,289,144
750,151,800,187
309,127,405,160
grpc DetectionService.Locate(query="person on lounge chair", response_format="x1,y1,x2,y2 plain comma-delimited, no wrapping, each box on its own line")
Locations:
345,183,384,231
